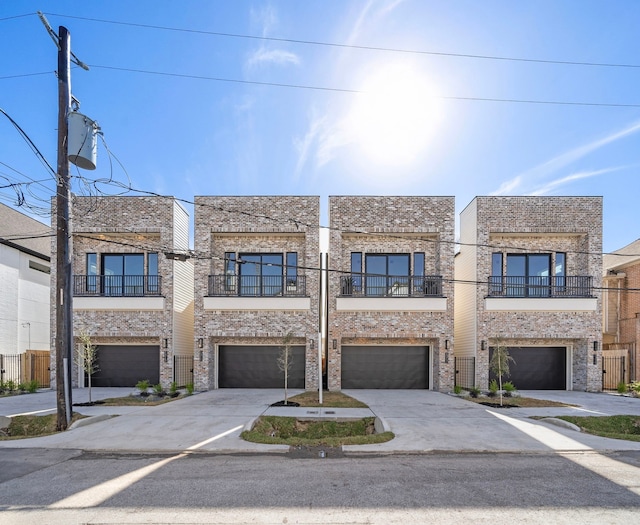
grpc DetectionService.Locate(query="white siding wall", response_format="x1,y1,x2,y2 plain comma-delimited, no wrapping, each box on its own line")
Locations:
172,201,194,357
454,199,478,358
0,244,50,353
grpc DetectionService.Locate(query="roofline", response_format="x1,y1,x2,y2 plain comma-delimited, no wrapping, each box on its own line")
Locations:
0,238,51,262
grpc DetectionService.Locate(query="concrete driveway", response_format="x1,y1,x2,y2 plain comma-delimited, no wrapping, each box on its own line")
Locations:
1,388,640,454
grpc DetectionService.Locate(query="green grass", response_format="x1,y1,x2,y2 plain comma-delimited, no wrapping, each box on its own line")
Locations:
0,412,87,439
242,415,394,446
287,391,369,408
555,415,640,442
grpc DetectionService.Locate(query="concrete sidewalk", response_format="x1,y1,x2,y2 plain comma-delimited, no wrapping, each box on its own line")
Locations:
1,388,640,454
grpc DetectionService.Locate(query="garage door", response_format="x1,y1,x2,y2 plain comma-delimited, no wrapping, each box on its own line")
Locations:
219,345,305,388
91,345,160,387
341,346,429,389
489,346,566,390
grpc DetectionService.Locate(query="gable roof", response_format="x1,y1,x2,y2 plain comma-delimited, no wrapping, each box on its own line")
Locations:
0,203,51,260
603,238,640,274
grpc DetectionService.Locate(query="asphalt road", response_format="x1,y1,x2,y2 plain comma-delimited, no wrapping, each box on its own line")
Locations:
1,448,639,524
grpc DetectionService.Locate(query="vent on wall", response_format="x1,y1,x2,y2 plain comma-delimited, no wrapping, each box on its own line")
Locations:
29,260,50,274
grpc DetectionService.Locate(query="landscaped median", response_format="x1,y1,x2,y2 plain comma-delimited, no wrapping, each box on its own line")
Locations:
241,391,394,447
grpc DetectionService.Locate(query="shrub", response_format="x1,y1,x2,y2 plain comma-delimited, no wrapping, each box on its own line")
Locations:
185,383,194,395
153,383,165,395
629,381,640,395
469,386,481,398
453,384,462,395
5,380,17,392
503,381,516,397
25,379,39,393
170,381,178,394
618,381,628,394
488,379,499,397
136,379,150,394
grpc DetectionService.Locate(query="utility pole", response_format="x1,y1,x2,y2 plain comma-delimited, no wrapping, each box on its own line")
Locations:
55,25,73,431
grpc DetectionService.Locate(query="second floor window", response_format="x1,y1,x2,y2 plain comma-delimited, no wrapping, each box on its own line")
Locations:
82,252,158,296
232,252,297,296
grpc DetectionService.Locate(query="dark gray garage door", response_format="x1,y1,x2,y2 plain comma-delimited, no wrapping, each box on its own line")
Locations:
92,345,160,387
219,345,305,388
489,346,566,390
342,346,429,389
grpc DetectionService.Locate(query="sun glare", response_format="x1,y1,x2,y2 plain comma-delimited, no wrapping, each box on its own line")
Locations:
346,62,442,167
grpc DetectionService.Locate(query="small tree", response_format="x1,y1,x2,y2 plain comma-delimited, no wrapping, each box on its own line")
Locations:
277,331,294,405
489,341,515,406
75,332,100,403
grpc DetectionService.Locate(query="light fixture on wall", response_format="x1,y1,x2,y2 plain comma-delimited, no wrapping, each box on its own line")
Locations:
162,338,168,349
163,351,168,363
310,339,314,349
481,341,486,351
199,350,203,362
198,338,203,349
445,339,450,350
593,341,599,352
593,340,599,365
332,339,337,349
444,352,449,364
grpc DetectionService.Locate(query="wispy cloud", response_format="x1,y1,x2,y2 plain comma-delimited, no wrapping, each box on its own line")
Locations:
529,166,626,196
246,4,300,69
247,48,300,68
493,118,640,195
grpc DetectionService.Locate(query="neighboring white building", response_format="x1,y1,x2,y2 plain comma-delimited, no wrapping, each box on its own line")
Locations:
0,203,51,355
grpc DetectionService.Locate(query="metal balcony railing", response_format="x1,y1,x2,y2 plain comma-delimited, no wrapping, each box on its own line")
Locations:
487,275,593,298
73,275,162,297
208,274,307,297
339,275,443,297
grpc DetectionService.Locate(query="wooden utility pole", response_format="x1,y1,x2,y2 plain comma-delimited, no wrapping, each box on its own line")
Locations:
55,25,73,431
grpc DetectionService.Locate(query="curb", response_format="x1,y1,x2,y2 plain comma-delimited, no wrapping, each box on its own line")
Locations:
539,417,581,432
69,414,113,430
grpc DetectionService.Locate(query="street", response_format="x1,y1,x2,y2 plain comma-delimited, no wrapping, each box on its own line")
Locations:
1,448,639,524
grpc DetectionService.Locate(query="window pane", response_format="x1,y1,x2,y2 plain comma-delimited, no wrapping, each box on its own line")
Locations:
87,253,97,275
148,253,158,275
413,253,425,277
506,255,526,276
555,253,566,276
225,252,236,275
491,253,502,276
388,254,410,276
124,254,144,275
286,252,297,281
529,254,550,277
350,253,362,273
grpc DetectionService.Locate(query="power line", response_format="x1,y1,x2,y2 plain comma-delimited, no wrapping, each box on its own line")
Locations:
42,12,640,70
88,64,640,108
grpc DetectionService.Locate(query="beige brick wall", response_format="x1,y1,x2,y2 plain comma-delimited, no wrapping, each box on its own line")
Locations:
467,196,603,391
51,196,192,388
327,196,456,392
193,196,320,391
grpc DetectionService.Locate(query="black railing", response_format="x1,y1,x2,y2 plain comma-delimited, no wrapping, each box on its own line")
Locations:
487,275,593,298
73,275,162,297
208,274,307,297
339,275,443,297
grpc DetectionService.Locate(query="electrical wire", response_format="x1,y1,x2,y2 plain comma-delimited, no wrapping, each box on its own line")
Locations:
42,12,640,70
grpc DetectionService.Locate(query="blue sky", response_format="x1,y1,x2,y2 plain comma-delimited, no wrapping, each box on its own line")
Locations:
1,0,639,252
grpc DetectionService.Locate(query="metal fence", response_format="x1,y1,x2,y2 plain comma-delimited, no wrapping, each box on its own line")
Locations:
173,355,194,387
487,275,593,298
339,275,443,297
454,356,475,389
208,274,307,297
0,351,50,388
602,355,627,390
73,275,162,297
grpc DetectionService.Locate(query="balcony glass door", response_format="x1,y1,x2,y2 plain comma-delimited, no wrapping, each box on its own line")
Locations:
365,254,409,296
239,254,283,296
102,254,143,296
506,254,551,297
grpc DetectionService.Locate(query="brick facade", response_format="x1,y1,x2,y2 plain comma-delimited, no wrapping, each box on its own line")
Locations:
456,196,603,391
193,196,320,391
327,196,456,392
50,196,193,388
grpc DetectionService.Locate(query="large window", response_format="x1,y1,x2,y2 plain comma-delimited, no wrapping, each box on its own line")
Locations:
365,254,410,296
506,253,551,297
286,252,298,287
102,254,144,296
239,253,284,296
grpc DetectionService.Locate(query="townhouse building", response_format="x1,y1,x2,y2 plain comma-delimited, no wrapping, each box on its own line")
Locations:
603,238,640,385
193,196,320,391
327,196,455,392
51,196,194,388
455,196,602,391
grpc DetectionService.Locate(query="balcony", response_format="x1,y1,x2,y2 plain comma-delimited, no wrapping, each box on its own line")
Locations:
204,275,310,311
485,275,597,312
339,275,443,298
487,276,593,298
208,275,307,297
73,275,164,311
74,275,162,297
337,274,446,312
